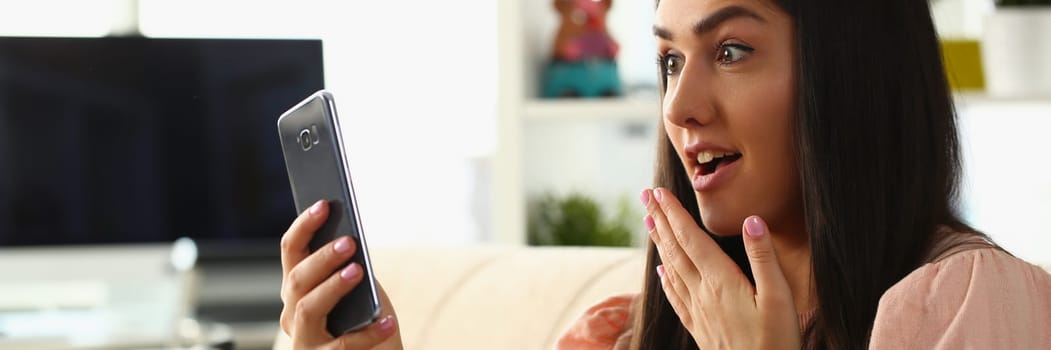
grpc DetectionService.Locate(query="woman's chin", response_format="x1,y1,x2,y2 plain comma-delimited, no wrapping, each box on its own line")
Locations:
699,218,742,237
706,228,742,237
697,219,739,235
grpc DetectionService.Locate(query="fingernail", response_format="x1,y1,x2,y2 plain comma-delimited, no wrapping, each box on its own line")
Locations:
653,188,663,204
309,200,324,216
640,190,650,206
745,216,766,237
340,263,361,280
644,215,655,231
656,264,665,279
378,315,395,334
334,236,352,254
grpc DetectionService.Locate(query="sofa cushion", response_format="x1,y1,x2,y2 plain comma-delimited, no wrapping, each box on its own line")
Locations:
274,245,645,350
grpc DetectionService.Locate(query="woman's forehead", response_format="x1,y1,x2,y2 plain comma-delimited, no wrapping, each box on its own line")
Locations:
655,0,786,37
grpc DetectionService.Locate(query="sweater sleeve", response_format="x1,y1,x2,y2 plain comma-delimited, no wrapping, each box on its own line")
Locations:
869,248,1051,349
556,294,637,350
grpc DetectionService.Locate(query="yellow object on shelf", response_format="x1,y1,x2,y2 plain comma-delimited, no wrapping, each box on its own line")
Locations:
941,39,985,91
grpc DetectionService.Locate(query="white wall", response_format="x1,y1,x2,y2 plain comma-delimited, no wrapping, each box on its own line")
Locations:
0,1,116,37
932,0,995,38
958,99,1051,264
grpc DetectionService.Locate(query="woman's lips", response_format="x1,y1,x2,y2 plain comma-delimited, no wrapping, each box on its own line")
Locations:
692,157,740,192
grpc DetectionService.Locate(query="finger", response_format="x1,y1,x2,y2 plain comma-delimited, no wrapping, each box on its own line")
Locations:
649,241,700,312
658,263,693,315
293,263,365,340
284,236,357,302
652,187,737,280
323,315,398,350
670,263,694,300
281,200,330,278
658,264,694,328
642,188,701,289
741,216,793,308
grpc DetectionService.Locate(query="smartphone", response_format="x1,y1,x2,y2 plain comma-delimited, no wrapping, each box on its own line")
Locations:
276,90,381,335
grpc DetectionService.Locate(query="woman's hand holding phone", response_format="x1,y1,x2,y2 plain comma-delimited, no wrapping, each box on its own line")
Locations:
279,200,403,350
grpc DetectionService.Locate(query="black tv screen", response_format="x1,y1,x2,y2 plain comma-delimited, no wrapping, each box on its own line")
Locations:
0,36,324,249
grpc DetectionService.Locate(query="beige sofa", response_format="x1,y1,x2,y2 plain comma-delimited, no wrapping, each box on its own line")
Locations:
274,245,646,350
274,246,1051,350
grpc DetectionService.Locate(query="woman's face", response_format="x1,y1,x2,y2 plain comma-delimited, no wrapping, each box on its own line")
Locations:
655,0,799,236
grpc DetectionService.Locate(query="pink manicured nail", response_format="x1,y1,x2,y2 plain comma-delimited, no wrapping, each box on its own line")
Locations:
653,188,663,203
340,264,361,280
309,200,324,216
640,190,650,206
378,315,395,333
656,264,665,279
644,215,655,231
745,216,766,237
334,237,352,254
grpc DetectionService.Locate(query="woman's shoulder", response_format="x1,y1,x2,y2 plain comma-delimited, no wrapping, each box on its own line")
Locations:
556,293,638,350
870,237,1051,349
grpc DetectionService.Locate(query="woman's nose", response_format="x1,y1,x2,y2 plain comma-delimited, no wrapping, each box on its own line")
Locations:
662,69,714,128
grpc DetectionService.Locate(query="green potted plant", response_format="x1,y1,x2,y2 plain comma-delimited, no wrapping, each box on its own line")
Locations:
527,192,636,247
982,0,1051,97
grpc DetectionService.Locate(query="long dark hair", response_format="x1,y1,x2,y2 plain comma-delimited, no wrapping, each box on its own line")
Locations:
631,0,980,349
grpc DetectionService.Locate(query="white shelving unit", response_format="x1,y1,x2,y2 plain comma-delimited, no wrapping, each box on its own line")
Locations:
493,0,660,245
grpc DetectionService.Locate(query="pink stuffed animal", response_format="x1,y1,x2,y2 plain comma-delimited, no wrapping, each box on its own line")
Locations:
552,0,620,61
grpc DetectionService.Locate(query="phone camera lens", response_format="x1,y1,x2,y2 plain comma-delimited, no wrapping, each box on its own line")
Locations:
299,129,313,151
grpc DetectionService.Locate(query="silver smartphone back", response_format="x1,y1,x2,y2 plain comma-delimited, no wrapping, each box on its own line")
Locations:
276,90,380,334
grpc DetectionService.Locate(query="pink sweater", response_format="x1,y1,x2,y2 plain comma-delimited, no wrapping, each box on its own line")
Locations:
557,247,1051,349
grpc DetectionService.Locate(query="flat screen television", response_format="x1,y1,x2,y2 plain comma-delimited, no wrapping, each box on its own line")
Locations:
0,36,324,259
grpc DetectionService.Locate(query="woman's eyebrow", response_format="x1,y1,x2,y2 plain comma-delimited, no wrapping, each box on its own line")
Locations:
653,5,768,41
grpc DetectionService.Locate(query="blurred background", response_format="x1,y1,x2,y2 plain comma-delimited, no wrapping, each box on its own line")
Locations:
0,0,1048,349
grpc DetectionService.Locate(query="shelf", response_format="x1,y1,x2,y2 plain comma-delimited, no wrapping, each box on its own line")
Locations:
523,97,660,122
522,93,1046,123
954,92,1051,106
520,92,1051,123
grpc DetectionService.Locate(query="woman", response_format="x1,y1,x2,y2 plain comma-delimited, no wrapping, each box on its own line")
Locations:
557,0,1051,348
278,0,1051,348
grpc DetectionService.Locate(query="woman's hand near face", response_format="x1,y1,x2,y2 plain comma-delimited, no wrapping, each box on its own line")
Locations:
279,200,403,350
641,188,801,349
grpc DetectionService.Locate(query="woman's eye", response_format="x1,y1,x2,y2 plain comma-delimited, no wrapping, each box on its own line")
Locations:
661,54,684,76
716,44,754,65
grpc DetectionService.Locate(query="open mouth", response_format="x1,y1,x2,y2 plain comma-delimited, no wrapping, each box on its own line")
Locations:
697,151,742,175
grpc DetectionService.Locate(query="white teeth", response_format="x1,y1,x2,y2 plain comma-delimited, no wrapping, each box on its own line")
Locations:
697,152,714,164
696,151,737,164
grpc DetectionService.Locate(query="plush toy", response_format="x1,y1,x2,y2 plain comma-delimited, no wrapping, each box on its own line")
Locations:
543,0,623,98
552,0,619,61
